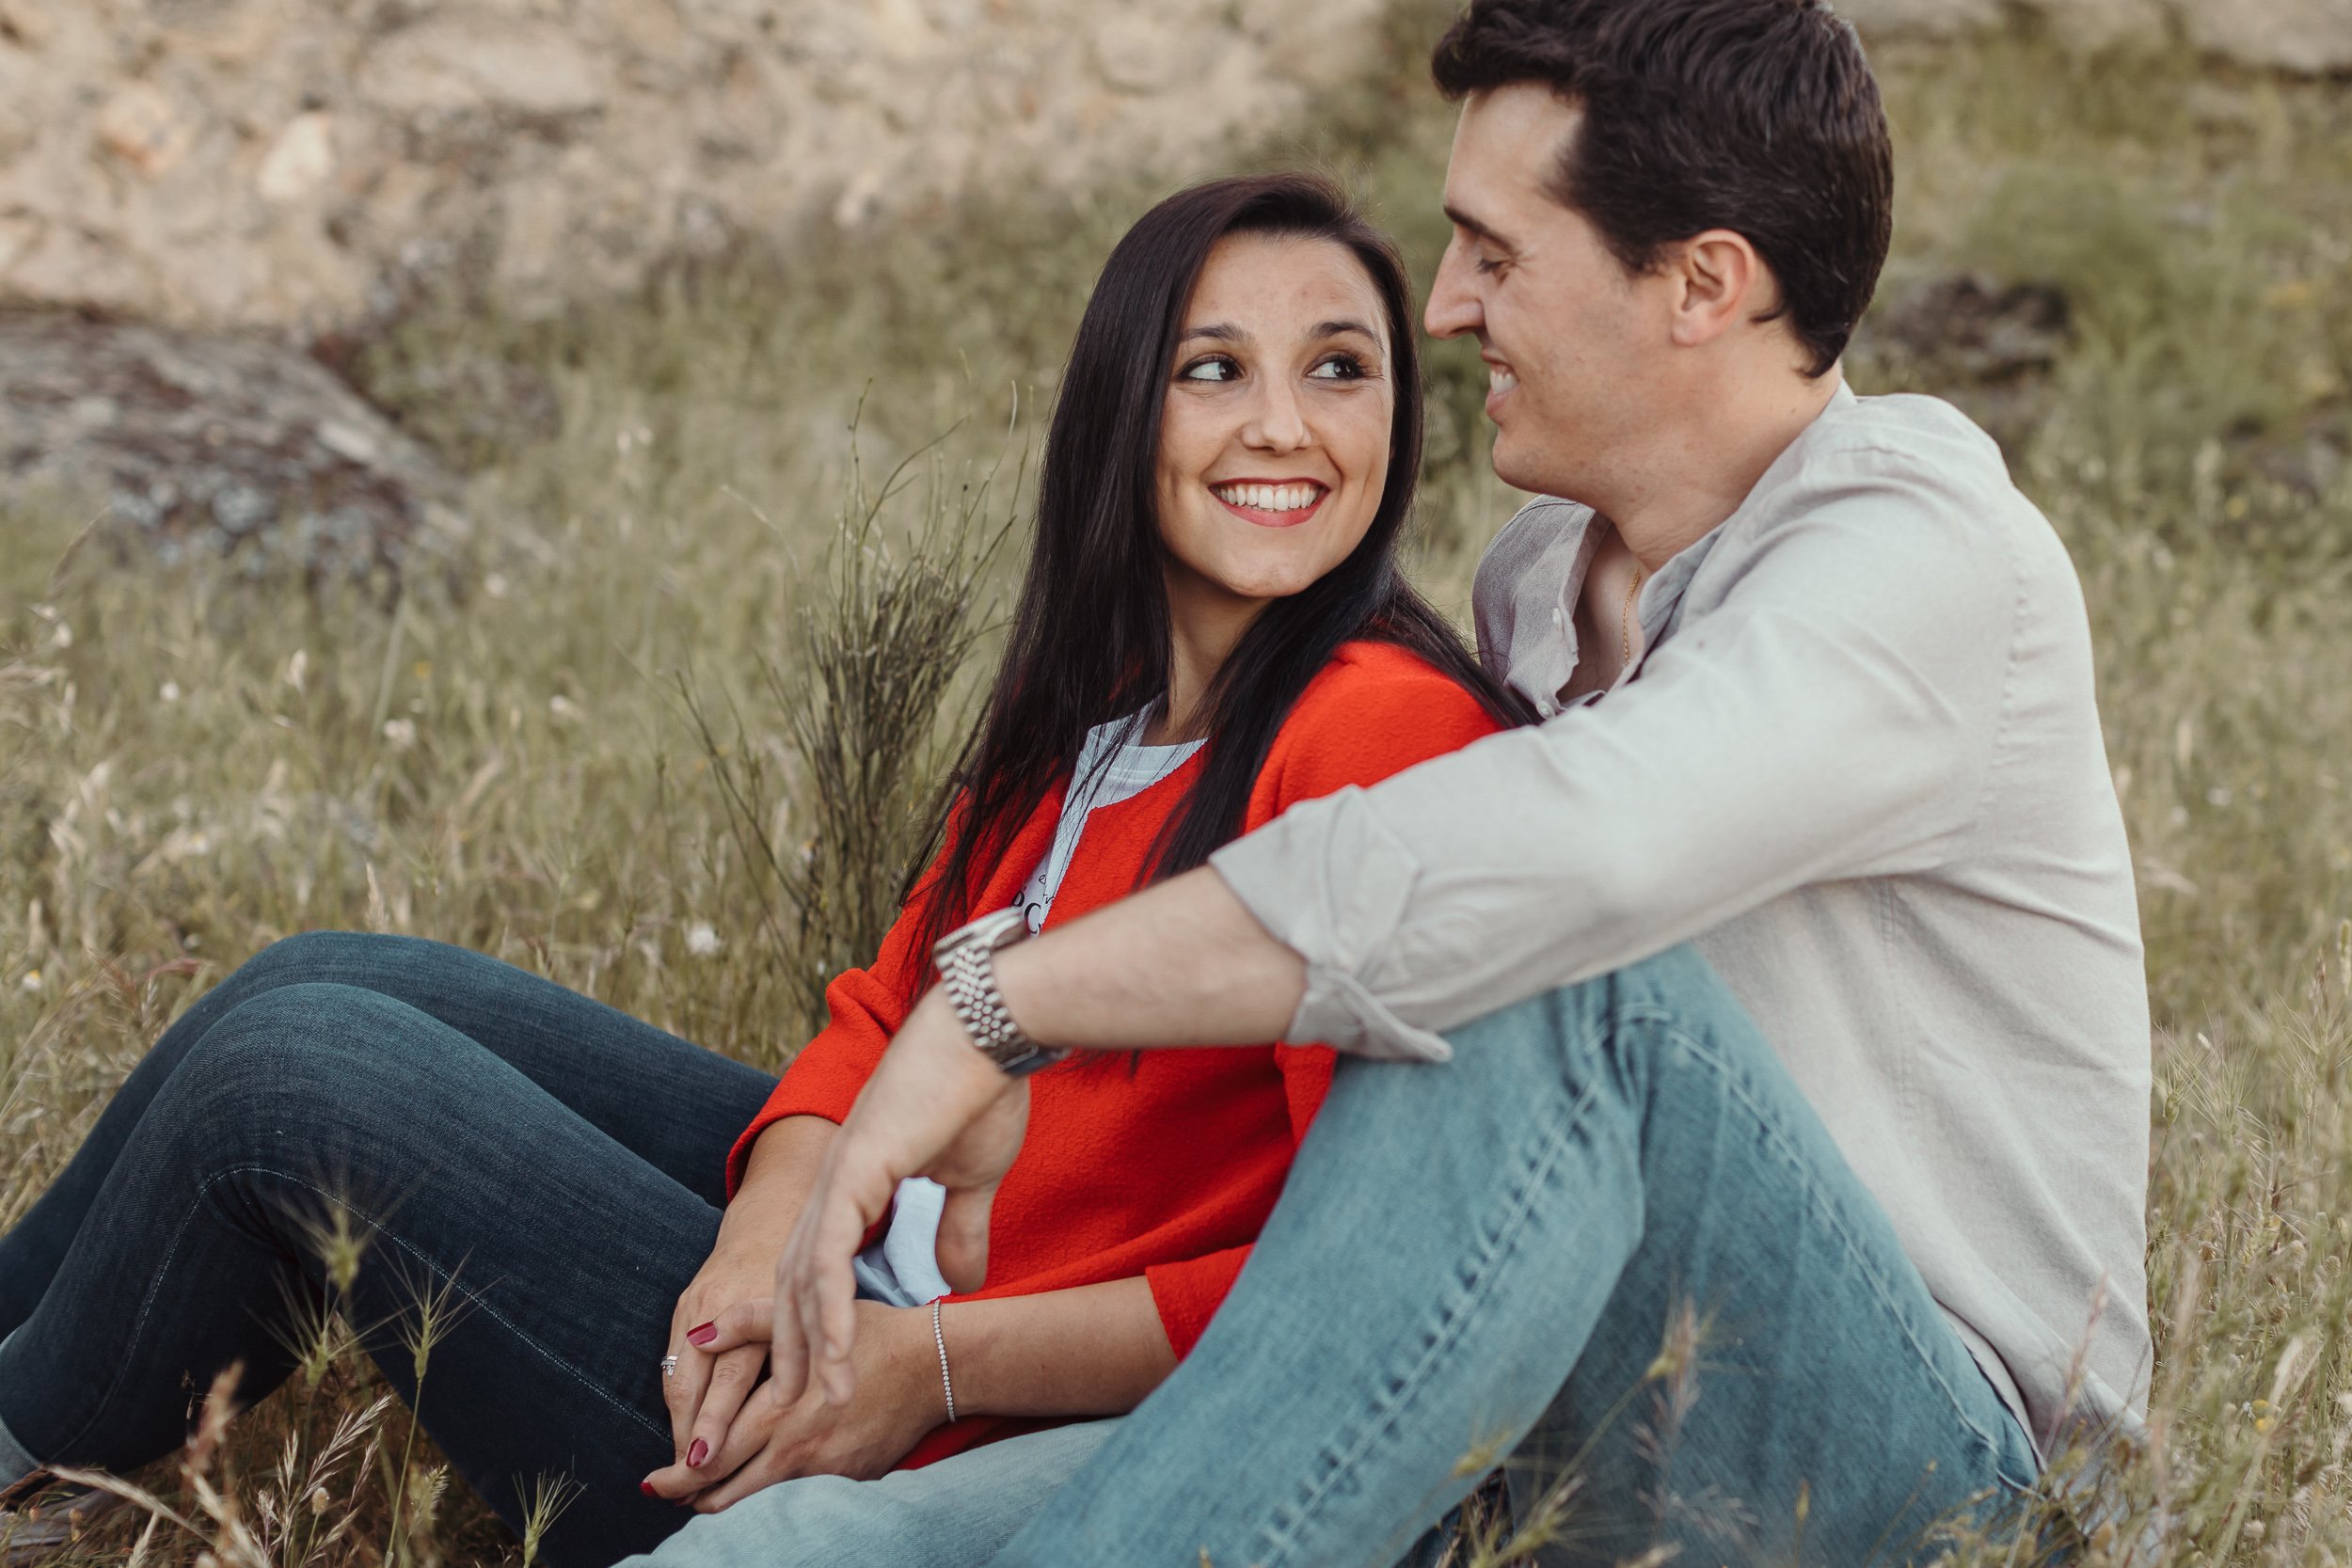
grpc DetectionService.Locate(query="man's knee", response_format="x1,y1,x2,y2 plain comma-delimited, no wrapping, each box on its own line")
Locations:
1426,944,1756,1095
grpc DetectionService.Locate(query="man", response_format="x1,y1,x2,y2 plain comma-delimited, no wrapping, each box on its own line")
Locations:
755,1,2153,1562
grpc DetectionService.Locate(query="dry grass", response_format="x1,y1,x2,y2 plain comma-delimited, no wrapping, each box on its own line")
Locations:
4,14,2351,1566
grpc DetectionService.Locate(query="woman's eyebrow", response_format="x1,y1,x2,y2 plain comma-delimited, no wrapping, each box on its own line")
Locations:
1312,319,1382,344
1181,322,1247,344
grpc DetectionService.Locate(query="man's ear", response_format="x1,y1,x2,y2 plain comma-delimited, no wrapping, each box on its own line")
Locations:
1666,229,1770,349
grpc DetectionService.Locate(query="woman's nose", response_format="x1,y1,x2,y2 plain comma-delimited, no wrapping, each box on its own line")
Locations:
1243,377,1311,451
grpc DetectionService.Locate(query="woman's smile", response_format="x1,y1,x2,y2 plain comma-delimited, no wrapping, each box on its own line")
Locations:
1209,479,1331,529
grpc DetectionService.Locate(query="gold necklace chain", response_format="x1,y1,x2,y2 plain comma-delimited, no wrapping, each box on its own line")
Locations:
1619,563,1647,672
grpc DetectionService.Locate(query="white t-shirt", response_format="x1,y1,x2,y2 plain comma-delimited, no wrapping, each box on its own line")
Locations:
853,712,1205,1308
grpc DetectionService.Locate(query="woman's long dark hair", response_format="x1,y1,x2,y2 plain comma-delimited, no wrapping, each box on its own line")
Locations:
907,173,1532,965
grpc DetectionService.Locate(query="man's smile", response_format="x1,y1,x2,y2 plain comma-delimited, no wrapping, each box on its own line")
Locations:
1484,356,1518,415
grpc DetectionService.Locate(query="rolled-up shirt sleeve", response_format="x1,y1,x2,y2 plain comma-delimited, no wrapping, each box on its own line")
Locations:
1210,451,2023,1057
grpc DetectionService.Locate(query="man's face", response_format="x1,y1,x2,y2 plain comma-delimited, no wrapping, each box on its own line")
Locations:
1426,85,1660,502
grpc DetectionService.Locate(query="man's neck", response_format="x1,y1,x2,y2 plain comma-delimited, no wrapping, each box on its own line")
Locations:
1601,367,1844,573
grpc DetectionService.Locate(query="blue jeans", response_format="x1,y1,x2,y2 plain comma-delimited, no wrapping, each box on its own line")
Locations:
640,944,2037,1568
0,932,777,1566
977,943,2039,1566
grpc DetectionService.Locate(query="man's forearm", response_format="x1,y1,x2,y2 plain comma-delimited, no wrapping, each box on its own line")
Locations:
991,866,1306,1052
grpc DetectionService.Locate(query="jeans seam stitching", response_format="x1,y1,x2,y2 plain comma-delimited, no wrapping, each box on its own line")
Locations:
53,1163,671,1460
1259,1033,1607,1564
1629,1006,2024,1476
1258,996,2023,1562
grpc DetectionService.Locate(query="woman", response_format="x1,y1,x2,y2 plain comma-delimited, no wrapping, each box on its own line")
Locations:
0,175,1525,1568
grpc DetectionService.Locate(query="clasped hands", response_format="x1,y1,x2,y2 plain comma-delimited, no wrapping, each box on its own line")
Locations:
644,988,1030,1510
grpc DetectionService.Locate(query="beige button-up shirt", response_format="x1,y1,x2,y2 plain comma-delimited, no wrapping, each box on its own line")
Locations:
1210,383,2152,1449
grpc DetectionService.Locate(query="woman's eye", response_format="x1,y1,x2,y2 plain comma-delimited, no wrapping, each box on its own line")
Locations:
1180,356,1239,383
1308,355,1369,381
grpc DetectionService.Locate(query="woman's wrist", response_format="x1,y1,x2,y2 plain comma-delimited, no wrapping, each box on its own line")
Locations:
926,1278,1175,1421
715,1115,835,1254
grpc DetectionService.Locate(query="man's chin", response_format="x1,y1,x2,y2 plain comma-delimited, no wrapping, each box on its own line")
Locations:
1486,432,1570,500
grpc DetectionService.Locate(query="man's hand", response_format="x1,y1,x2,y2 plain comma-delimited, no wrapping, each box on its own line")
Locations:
641,1300,941,1510
764,869,1303,1408
769,987,1030,1407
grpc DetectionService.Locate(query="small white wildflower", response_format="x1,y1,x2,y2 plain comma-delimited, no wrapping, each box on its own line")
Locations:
286,648,308,692
159,680,182,704
382,718,419,751
2205,784,2233,808
685,922,723,958
484,572,511,599
49,620,72,649
19,969,40,992
548,693,582,722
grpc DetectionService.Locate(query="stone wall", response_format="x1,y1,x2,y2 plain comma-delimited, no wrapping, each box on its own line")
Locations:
1841,0,2352,73
0,0,1390,333
0,0,2343,336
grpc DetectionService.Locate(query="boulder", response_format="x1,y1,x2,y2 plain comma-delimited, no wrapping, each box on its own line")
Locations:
1848,273,2074,454
0,312,468,580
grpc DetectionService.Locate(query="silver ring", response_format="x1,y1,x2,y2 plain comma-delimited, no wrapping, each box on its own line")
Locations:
660,1354,679,1378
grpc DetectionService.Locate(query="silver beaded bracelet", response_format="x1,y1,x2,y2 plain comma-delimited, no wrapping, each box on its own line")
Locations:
930,1298,957,1423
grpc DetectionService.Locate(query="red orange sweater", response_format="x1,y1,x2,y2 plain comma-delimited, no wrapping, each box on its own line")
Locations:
724,641,1502,1467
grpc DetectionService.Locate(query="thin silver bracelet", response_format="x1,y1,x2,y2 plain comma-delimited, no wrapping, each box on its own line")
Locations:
930,1298,957,1423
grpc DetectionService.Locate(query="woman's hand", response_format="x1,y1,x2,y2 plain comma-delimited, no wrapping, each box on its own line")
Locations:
660,1245,777,1476
642,1299,943,1511
768,989,1031,1408
661,1117,835,1478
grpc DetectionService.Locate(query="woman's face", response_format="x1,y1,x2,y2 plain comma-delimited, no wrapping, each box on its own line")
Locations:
1153,232,1396,618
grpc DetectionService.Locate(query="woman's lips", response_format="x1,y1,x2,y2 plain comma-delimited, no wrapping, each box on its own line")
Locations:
1213,489,1330,529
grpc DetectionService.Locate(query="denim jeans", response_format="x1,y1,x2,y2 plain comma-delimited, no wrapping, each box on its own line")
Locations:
974,943,2039,1567
0,932,776,1567
623,1420,1118,1568
6,934,2038,1568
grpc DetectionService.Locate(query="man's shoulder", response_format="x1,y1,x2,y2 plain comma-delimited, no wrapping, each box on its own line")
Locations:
1743,388,2072,586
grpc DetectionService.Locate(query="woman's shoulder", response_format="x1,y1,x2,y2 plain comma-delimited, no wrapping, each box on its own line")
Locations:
1288,639,1501,722
1251,640,1505,819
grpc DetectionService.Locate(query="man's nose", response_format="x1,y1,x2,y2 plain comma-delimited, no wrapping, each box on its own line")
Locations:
1425,242,1481,341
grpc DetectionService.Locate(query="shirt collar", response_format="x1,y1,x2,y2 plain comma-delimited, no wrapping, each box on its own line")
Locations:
1544,378,1859,704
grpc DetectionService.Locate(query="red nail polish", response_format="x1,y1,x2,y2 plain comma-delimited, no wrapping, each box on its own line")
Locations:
688,1439,707,1468
640,1481,658,1498
687,1323,716,1346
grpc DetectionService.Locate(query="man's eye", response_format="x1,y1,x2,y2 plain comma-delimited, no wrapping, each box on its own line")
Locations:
1474,257,1504,276
1308,355,1369,381
1180,356,1238,383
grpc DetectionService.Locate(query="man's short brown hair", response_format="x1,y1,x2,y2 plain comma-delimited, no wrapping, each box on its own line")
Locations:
1433,0,1893,376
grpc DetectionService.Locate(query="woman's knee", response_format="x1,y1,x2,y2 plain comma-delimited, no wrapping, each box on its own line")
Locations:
171,982,445,1129
224,929,435,996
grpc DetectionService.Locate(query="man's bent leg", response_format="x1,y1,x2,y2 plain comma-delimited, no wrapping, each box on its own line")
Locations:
988,946,2038,1568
